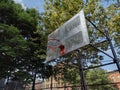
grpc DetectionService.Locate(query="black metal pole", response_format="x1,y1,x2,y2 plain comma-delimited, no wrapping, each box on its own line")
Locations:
50,70,53,90
77,51,88,90
32,71,36,90
64,83,66,90
50,76,53,90
104,29,120,72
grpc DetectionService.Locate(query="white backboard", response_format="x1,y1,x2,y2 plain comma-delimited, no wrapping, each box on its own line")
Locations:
46,10,89,62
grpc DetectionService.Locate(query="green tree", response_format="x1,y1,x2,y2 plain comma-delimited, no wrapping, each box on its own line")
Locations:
54,63,115,90
86,68,115,90
0,24,27,79
0,0,47,88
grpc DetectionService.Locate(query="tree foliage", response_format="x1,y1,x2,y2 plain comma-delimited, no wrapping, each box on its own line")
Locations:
0,0,47,85
86,68,115,90
0,24,27,79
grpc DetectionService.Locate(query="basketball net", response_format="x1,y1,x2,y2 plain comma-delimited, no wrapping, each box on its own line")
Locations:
47,38,65,56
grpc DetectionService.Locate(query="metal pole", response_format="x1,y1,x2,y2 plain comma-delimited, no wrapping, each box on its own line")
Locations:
32,70,37,90
50,76,53,90
50,70,53,90
77,51,88,90
64,83,66,90
104,29,120,72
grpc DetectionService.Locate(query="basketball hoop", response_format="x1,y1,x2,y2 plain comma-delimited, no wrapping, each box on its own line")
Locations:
47,38,65,56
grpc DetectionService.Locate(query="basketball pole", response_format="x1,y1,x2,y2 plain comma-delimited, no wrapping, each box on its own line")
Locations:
77,50,88,90
50,75,53,90
85,17,120,73
50,64,53,90
104,28,120,72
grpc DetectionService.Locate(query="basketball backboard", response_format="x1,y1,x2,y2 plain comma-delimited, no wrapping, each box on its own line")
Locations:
46,10,89,62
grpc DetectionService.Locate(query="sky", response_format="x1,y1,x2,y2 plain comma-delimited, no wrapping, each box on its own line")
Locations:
13,0,45,12
13,0,118,13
